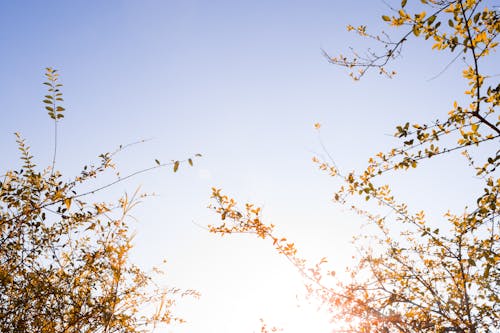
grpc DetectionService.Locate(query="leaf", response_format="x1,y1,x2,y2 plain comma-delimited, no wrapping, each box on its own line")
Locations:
64,198,72,210
382,15,391,22
173,160,179,172
473,12,480,23
188,158,193,166
413,25,421,36
404,139,414,146
53,190,64,200
401,0,407,7
155,159,161,165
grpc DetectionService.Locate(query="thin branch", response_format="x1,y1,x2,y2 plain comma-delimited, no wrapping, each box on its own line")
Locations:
459,0,500,135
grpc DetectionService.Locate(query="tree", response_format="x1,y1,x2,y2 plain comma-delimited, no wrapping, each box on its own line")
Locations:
0,68,200,333
209,1,499,332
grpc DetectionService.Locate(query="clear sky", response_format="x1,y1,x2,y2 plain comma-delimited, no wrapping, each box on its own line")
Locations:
0,1,495,332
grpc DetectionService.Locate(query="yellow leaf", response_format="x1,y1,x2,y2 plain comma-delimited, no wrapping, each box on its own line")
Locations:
53,190,64,200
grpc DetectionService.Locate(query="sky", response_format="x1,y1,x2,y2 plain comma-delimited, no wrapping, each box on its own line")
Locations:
0,1,496,332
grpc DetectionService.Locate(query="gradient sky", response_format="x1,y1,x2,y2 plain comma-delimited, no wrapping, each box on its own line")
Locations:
1,1,495,332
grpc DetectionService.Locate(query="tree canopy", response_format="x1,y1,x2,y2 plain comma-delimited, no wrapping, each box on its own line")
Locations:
209,1,499,332
0,68,199,333
1,1,498,332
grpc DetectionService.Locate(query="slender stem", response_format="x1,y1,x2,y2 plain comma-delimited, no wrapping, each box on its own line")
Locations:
1,158,190,227
51,119,57,174
459,0,500,136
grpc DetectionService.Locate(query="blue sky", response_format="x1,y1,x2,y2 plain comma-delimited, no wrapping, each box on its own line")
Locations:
0,1,494,332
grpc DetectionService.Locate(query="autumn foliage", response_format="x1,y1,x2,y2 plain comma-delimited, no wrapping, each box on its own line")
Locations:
0,68,199,333
210,1,499,332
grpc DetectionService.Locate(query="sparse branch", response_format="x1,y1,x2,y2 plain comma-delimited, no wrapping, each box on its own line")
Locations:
459,1,500,136
1,69,199,332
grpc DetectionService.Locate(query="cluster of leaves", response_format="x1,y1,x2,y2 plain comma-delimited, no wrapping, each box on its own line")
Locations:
210,1,499,332
43,67,65,120
258,319,284,333
0,68,200,333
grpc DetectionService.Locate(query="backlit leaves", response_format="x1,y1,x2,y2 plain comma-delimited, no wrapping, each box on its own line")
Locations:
1,70,200,332
210,1,499,332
